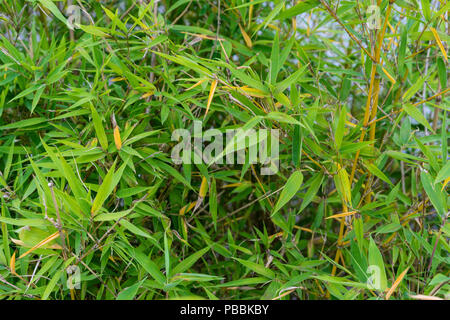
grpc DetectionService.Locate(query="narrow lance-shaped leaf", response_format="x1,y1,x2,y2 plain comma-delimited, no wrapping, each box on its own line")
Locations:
91,161,117,216
368,237,388,291
299,172,324,212
420,170,446,218
272,171,304,215
403,103,434,133
90,104,108,151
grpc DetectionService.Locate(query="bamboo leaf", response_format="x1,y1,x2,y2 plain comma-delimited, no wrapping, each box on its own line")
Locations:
233,258,275,279
272,171,304,215
90,104,109,151
368,237,388,292
172,247,209,275
403,103,434,132
91,161,117,216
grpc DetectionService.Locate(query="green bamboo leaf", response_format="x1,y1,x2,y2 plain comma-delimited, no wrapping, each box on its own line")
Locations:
421,0,431,21
275,65,308,92
31,85,45,114
233,258,275,279
375,223,401,234
437,58,447,88
334,166,352,207
292,123,302,168
229,67,268,93
414,136,439,173
215,277,268,288
421,170,446,217
119,219,159,247
79,25,109,37
9,84,42,102
0,118,46,130
252,1,284,36
41,139,87,200
398,27,407,75
269,32,280,84
299,172,324,212
90,104,108,151
272,171,304,215
209,178,218,229
402,77,427,102
131,248,166,285
363,161,393,186
164,232,170,279
266,112,303,125
403,103,434,132
368,237,388,291
172,247,209,275
335,106,347,150
38,0,68,25
153,51,211,77
91,161,117,216
276,0,320,20
0,217,50,227
353,217,364,251
116,280,143,300
93,208,133,221
4,139,14,180
42,269,63,300
435,161,450,184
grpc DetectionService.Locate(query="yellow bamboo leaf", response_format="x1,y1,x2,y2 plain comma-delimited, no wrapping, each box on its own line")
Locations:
182,217,188,237
19,232,60,259
272,289,296,300
10,251,16,275
267,24,280,32
238,24,252,48
387,21,393,33
181,32,224,41
430,27,448,62
186,79,206,91
133,18,149,30
269,231,284,240
11,238,62,250
346,120,356,127
382,67,396,84
334,164,352,206
223,182,243,188
114,125,122,150
86,138,98,148
205,79,218,119
10,238,26,246
293,225,313,233
199,176,208,198
441,177,450,191
179,202,196,216
385,267,409,300
326,210,358,220
111,77,125,82
141,92,153,99
193,177,209,212
226,86,267,98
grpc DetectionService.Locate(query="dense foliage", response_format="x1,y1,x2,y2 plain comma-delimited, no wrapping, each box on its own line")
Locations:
0,0,448,300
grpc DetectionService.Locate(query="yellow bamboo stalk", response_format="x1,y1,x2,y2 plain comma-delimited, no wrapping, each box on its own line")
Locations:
350,3,392,196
